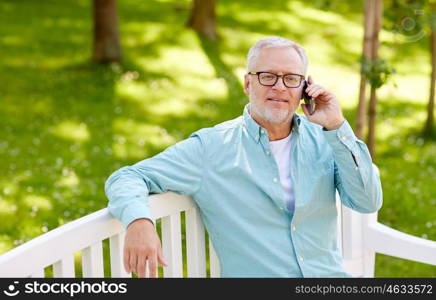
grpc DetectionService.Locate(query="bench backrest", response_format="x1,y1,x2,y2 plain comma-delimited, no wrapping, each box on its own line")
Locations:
1,189,436,277
0,193,219,278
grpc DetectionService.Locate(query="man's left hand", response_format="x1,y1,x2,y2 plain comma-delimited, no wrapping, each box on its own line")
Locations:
301,75,345,131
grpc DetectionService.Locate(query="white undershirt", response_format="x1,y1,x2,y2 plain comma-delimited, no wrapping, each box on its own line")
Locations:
269,132,294,213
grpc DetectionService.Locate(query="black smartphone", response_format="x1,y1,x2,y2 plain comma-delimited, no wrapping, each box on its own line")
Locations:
302,80,315,115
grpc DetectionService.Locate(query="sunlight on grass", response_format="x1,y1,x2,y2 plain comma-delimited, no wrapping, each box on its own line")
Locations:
143,96,193,116
1,35,23,46
289,1,352,25
0,196,18,216
23,194,53,211
4,57,76,69
376,253,436,277
0,181,19,197
31,97,53,115
377,111,427,141
57,168,80,188
309,65,361,109
52,120,90,143
123,22,166,45
0,235,12,254
116,77,219,117
381,75,430,102
221,51,246,70
235,67,247,79
116,80,148,103
177,75,228,101
112,118,177,160
121,40,229,117
382,33,431,73
139,46,214,76
233,10,307,29
20,220,47,240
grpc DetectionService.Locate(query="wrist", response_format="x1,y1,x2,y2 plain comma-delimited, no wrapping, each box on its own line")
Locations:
324,118,345,131
128,218,154,228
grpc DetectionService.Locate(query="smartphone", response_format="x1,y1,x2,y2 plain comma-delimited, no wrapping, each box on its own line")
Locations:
302,80,315,115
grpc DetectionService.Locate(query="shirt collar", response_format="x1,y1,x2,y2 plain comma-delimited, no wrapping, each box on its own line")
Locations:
243,103,301,143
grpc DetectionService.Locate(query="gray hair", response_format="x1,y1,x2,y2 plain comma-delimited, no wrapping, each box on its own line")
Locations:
246,36,308,74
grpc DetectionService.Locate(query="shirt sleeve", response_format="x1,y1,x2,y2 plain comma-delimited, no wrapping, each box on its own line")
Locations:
323,120,383,213
104,132,205,228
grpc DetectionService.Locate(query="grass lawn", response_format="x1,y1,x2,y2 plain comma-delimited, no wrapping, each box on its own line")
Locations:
0,0,434,277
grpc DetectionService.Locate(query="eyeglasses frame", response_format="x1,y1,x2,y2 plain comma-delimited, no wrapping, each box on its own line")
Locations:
247,71,305,88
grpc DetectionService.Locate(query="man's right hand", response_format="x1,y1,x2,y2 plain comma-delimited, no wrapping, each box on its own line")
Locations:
124,218,167,278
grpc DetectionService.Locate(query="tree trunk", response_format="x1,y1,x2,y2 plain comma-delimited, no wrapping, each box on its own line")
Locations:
93,0,121,63
187,0,217,40
423,24,435,138
367,0,383,160
356,0,375,140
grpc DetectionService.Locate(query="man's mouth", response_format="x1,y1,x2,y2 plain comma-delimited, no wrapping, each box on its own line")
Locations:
267,98,288,103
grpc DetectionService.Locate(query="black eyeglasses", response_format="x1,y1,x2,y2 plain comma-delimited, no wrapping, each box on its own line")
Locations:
247,71,305,88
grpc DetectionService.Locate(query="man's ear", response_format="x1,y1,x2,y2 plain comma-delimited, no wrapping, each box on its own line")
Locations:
243,74,250,95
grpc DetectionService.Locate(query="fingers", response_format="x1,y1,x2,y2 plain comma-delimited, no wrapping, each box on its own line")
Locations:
132,252,163,278
124,249,131,273
305,77,333,102
158,248,168,267
129,251,138,275
307,75,314,85
148,254,158,278
311,87,325,99
137,257,147,278
306,84,324,98
146,248,168,278
123,221,165,278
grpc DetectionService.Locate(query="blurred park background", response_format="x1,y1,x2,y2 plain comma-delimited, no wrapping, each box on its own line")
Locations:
0,0,435,277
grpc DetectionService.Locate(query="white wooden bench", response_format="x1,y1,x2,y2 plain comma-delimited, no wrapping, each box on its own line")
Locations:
0,192,435,278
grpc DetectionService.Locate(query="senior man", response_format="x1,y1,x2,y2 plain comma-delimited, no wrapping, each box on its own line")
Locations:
105,36,383,278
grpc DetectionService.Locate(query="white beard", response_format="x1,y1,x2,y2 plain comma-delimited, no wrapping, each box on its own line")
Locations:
249,100,292,124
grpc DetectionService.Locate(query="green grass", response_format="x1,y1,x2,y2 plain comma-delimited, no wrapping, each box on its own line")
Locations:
0,0,434,277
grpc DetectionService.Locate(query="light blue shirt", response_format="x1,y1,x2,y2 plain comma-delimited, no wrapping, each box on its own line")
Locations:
105,104,383,277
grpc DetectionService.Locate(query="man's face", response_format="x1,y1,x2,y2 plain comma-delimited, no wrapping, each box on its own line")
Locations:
244,46,305,124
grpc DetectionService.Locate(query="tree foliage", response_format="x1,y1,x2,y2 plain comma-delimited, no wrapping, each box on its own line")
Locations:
361,57,396,89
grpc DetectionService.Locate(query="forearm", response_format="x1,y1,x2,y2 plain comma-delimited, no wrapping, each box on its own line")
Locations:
104,133,205,228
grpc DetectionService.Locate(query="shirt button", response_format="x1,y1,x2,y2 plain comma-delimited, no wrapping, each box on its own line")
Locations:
273,178,278,183
341,136,347,140
299,256,304,262
355,167,359,171
266,151,271,155
292,225,296,231
261,130,266,134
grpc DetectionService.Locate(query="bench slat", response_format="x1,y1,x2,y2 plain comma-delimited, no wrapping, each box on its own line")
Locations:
30,269,45,278
161,214,183,277
53,255,75,277
186,207,206,277
209,237,220,277
109,232,131,278
82,242,104,277
365,222,436,266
